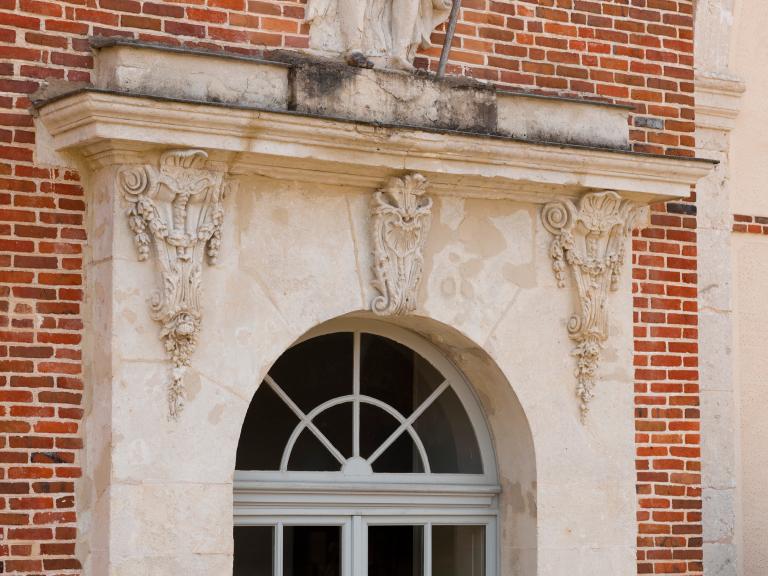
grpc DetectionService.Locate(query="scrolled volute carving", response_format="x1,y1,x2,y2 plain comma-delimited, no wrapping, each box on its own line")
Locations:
117,149,228,420
370,173,432,316
542,191,647,421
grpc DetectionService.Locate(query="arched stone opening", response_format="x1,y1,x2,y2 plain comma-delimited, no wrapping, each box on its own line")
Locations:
232,314,537,576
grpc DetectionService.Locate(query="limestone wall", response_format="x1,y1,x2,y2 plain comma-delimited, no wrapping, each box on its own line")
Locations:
732,234,768,574
696,0,768,573
76,160,640,575
731,0,768,218
730,1,768,572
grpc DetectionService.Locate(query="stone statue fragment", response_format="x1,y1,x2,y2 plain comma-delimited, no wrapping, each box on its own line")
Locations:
307,0,453,69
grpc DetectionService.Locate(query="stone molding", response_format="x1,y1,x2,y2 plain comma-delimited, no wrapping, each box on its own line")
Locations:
117,149,229,419
370,173,432,315
83,40,630,150
36,91,713,203
542,191,647,420
695,73,745,132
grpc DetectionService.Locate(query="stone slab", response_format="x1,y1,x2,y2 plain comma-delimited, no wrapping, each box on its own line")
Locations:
87,39,630,150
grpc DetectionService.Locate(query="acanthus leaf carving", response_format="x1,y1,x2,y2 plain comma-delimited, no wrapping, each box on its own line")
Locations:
370,173,432,316
117,149,228,420
542,191,647,422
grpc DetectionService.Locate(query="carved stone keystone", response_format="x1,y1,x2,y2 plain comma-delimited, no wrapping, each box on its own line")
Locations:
542,191,647,421
117,149,228,420
370,173,432,316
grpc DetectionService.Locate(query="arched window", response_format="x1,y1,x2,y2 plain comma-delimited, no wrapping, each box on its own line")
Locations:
234,320,499,576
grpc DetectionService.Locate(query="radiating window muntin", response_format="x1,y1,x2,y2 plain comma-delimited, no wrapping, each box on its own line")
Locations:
234,320,500,576
236,325,492,479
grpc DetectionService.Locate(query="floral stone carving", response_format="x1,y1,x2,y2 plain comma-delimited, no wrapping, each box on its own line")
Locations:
542,191,646,421
117,149,227,420
370,173,432,316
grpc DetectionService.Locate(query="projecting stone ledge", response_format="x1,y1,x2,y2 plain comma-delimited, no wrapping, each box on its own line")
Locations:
32,37,714,205
72,37,631,151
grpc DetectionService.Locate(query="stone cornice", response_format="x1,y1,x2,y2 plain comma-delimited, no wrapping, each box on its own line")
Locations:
36,90,713,205
695,72,746,131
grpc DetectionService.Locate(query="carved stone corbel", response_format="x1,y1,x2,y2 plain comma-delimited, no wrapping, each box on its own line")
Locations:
370,173,432,316
542,191,647,421
116,149,228,420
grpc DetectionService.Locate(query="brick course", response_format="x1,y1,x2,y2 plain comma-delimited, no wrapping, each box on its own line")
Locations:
632,196,702,576
0,0,699,574
733,213,768,235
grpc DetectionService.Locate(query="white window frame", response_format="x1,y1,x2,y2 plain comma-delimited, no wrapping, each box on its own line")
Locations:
234,319,500,576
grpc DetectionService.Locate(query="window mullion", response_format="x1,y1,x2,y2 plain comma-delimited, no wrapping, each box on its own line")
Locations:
351,515,364,576
353,332,361,458
275,522,283,576
424,521,432,576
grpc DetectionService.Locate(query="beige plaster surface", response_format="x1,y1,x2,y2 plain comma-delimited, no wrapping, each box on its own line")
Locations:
733,234,768,575
730,0,768,217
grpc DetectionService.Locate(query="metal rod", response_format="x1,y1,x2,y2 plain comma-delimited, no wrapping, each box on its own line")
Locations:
436,0,462,78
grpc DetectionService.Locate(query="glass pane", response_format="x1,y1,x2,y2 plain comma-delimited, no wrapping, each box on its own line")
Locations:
233,526,273,576
432,525,485,576
371,431,423,473
288,428,341,471
359,403,400,460
270,332,353,413
314,402,353,459
368,525,423,576
413,387,482,474
236,382,299,470
283,525,341,576
360,334,443,417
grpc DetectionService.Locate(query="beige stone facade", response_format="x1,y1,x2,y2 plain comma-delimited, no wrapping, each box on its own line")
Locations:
696,0,768,574
31,42,711,575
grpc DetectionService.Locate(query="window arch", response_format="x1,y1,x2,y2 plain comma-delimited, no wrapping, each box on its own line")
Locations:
234,319,499,576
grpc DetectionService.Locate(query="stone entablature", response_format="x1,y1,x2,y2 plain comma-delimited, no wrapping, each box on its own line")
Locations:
82,39,632,151
34,41,712,420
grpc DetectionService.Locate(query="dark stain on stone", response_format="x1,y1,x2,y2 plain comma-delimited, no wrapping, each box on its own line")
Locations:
289,61,361,113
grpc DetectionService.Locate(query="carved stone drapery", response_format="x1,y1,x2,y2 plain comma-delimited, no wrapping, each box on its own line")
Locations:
117,149,227,420
542,191,646,421
306,0,452,69
370,173,432,316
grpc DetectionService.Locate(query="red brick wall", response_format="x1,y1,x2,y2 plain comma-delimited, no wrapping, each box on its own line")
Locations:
632,195,702,576
733,213,768,235
0,1,699,575
423,0,696,157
